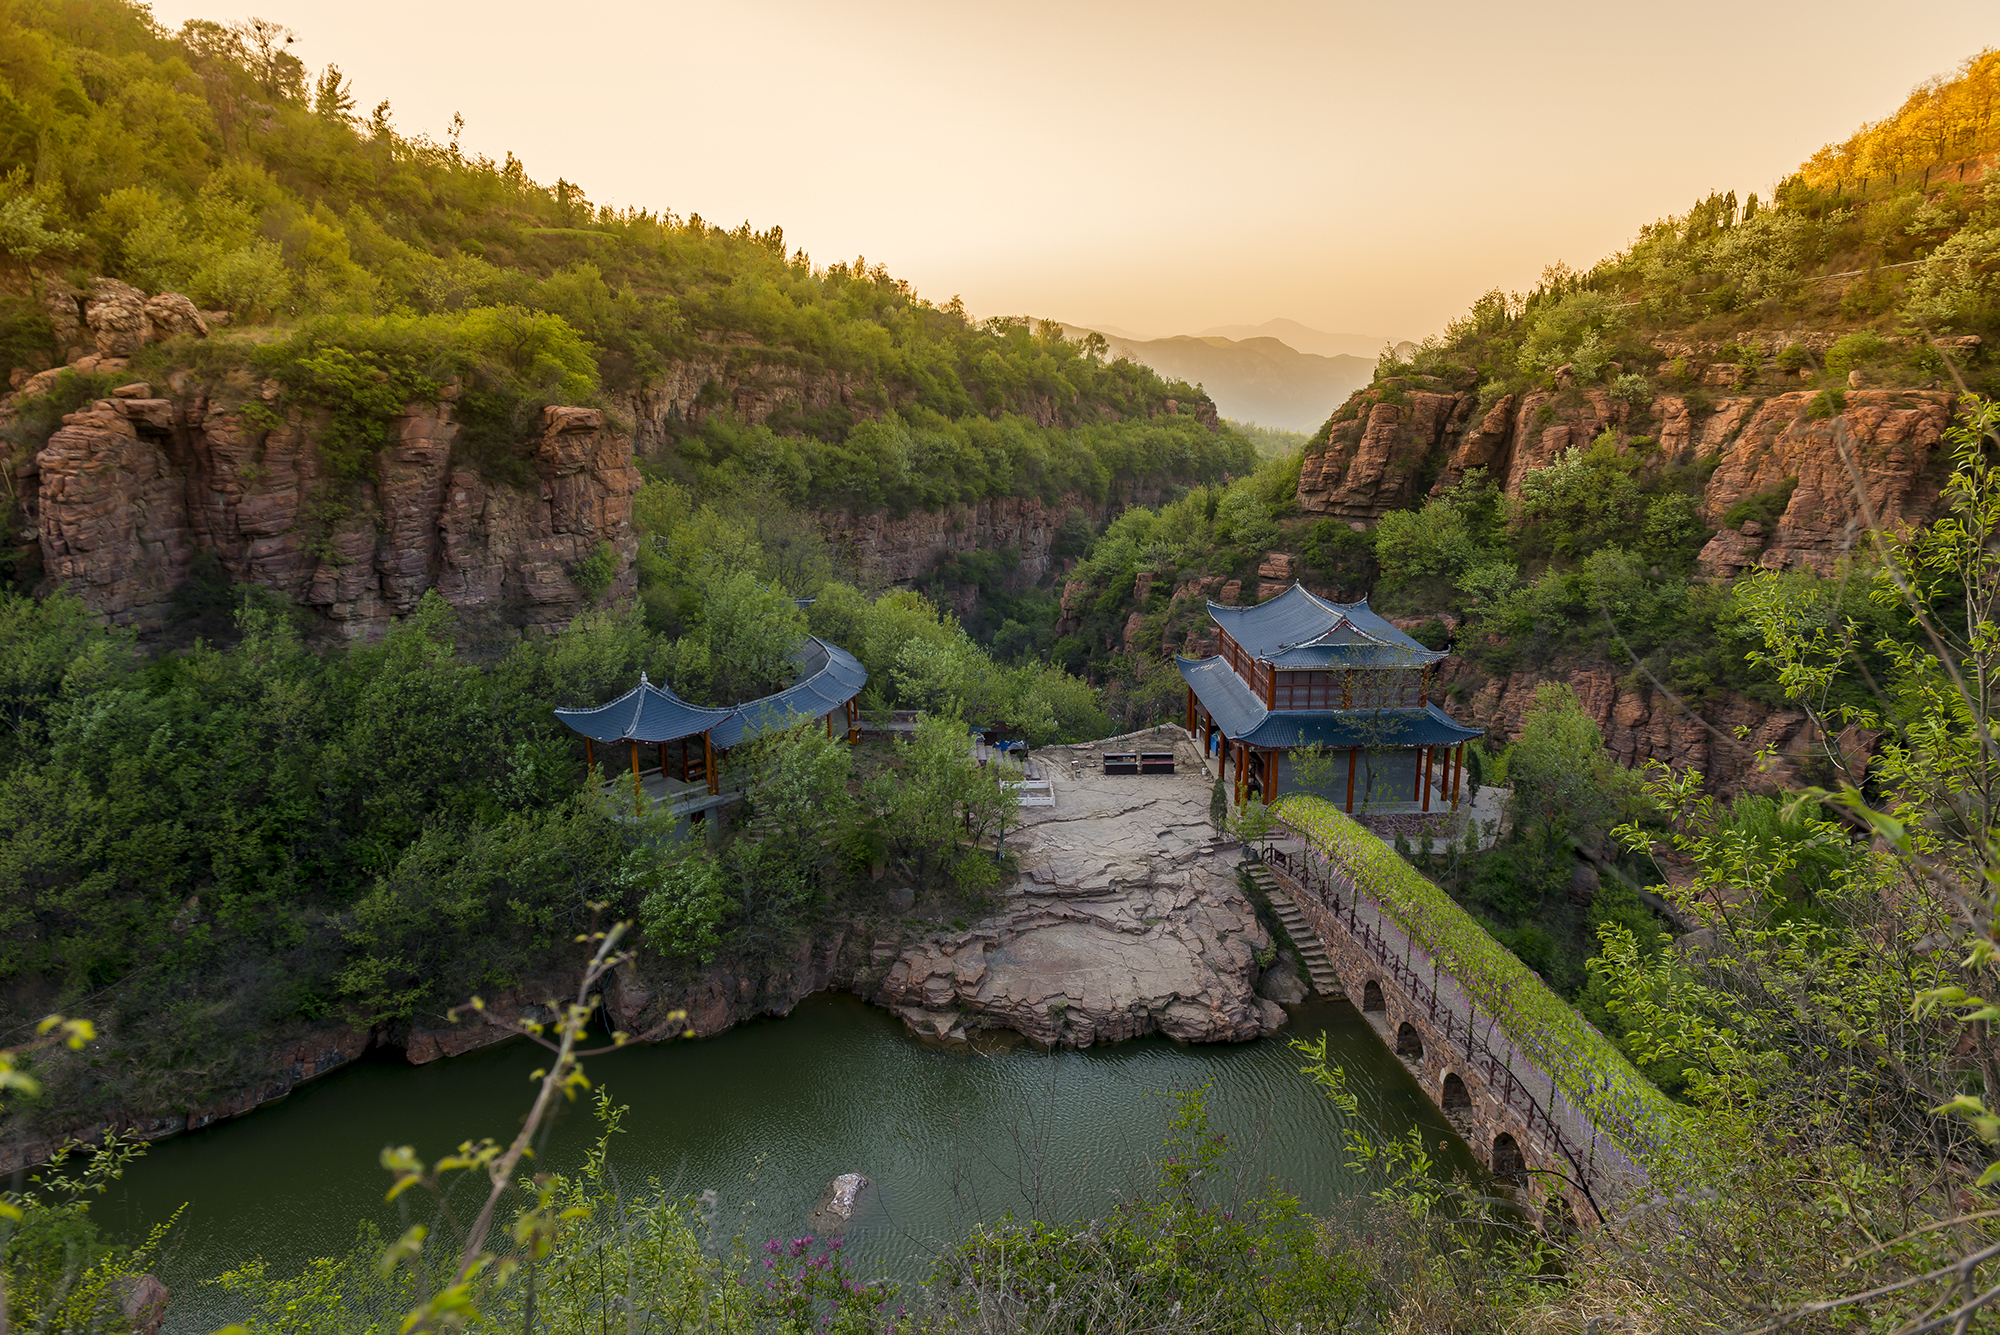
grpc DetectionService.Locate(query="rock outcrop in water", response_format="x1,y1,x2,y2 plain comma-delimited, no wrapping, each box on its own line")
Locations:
876,729,1286,1047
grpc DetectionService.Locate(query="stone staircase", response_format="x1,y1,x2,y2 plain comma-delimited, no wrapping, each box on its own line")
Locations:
1244,863,1341,996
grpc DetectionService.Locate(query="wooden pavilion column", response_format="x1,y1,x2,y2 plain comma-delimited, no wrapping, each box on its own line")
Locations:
658,743,668,776
826,712,834,739
1421,746,1435,812
1185,686,1197,733
584,737,595,787
1345,747,1356,812
703,730,717,796
1451,742,1465,809
1233,742,1247,808
1267,748,1280,801
628,740,639,781
1411,748,1422,801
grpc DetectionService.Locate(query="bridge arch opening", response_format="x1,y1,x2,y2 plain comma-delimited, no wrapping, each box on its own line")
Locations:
1361,980,1384,1012
1395,1022,1424,1059
1441,1072,1470,1109
1492,1132,1526,1183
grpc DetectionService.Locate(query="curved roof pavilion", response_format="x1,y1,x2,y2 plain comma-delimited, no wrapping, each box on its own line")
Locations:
554,636,867,814
1178,583,1480,815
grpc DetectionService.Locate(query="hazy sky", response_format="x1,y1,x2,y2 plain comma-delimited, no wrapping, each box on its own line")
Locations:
154,0,1997,341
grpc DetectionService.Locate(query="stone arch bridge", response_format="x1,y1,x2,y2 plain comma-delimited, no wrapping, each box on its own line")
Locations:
1256,843,1654,1230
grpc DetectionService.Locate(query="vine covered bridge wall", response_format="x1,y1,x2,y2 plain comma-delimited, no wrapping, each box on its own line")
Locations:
1263,840,1657,1231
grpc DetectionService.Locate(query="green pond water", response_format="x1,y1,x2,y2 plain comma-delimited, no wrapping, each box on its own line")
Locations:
95,993,1470,1334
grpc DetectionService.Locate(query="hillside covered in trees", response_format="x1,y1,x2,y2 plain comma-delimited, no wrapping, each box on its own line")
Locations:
0,0,1251,581
5,7,2000,1331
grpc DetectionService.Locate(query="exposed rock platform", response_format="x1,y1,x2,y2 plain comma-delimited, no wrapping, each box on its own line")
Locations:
876,729,1285,1047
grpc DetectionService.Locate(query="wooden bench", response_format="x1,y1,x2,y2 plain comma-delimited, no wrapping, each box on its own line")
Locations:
1103,751,1176,775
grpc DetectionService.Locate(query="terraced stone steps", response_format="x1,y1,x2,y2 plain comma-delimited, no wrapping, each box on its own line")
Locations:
1244,864,1341,996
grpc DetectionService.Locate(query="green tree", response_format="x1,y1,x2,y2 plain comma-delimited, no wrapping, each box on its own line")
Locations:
867,714,1015,895
664,569,807,705
1501,681,1637,855
630,842,729,966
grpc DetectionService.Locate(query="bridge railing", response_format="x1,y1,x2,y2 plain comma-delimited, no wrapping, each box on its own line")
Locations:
1265,839,1654,1218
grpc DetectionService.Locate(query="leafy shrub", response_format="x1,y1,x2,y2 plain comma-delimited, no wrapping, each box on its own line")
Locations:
1721,477,1799,530
1903,223,2000,330
572,541,619,601
1607,371,1653,405
0,369,121,452
254,308,599,483
1301,517,1378,592
1517,290,1622,380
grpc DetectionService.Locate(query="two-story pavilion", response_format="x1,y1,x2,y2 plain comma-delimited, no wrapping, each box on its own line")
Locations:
1176,583,1481,814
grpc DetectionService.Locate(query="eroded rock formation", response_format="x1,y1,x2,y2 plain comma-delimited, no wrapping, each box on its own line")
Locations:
1296,358,1965,581
1444,656,1813,795
1287,346,1976,787
830,494,1081,585
21,390,639,638
877,735,1286,1047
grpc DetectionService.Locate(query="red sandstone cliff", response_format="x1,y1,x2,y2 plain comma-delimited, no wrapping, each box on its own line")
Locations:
1287,335,1982,789
15,386,639,639
1301,379,1956,583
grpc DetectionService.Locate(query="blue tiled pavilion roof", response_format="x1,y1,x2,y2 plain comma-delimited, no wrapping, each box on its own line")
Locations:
709,638,868,748
1176,654,1481,750
554,637,867,748
553,677,733,745
1206,583,1446,668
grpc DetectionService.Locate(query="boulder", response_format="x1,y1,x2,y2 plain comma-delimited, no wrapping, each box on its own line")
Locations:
808,1172,871,1229
39,280,83,353
876,760,1280,1048
143,292,210,342
85,279,149,357
114,1275,169,1335
1257,954,1308,1005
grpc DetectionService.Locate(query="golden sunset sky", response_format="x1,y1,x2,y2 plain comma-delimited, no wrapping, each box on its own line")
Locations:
153,0,1997,343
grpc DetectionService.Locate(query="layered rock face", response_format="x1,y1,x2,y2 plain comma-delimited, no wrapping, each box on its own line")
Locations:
876,734,1286,1047
1445,656,1813,796
1296,366,1961,580
1688,389,1953,580
24,392,639,638
1291,349,1971,787
830,494,1081,585
610,332,1212,461
613,339,880,457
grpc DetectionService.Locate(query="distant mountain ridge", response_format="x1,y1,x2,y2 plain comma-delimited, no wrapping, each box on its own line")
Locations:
1196,320,1395,360
1058,323,1378,430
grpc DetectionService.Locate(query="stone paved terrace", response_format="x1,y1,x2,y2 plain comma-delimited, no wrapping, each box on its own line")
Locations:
877,726,1285,1047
